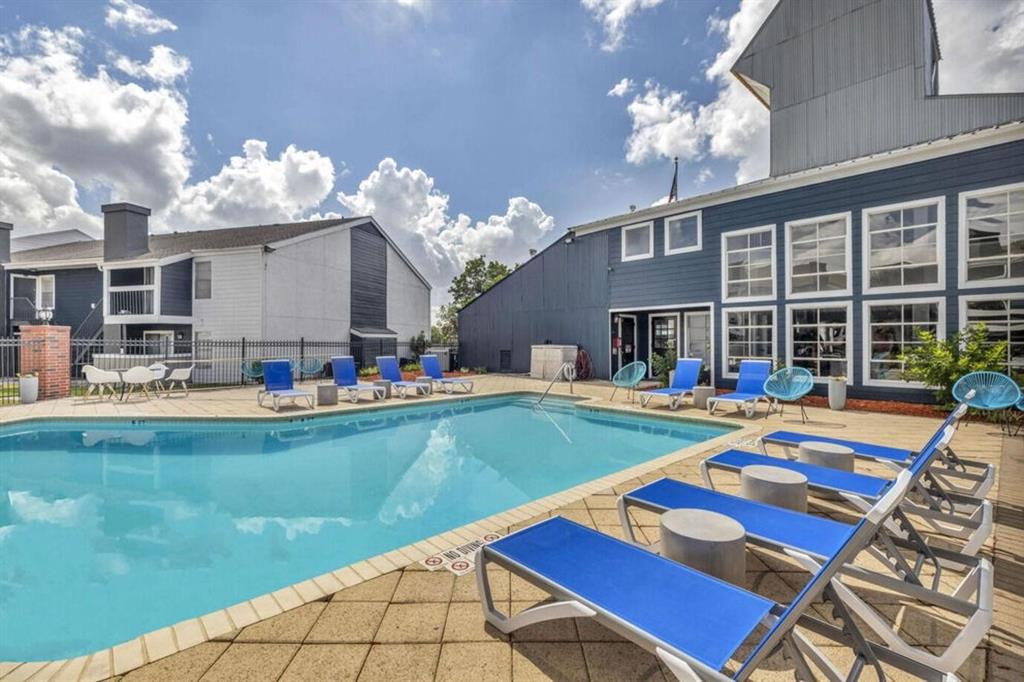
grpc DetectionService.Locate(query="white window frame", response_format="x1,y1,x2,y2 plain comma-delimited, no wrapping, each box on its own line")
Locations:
957,181,1024,290
620,221,654,262
647,312,680,378
784,212,852,299
785,300,854,385
721,305,777,379
194,259,213,300
35,274,56,310
861,196,946,295
720,224,777,304
663,210,702,256
958,291,1024,374
861,297,945,388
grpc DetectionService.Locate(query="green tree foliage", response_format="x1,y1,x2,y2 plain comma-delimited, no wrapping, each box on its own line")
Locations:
433,256,514,342
409,331,428,358
899,324,1008,406
650,351,675,386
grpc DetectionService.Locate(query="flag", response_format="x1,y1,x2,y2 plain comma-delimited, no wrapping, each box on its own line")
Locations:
668,156,679,203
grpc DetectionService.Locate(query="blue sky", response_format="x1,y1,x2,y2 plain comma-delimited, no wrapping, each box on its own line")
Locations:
1,0,1022,304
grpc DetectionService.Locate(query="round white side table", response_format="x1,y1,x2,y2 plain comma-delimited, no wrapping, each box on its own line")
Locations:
692,386,716,410
739,464,808,512
659,508,746,585
798,441,855,472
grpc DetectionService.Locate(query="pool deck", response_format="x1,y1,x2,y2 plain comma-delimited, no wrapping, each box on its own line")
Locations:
0,375,1020,681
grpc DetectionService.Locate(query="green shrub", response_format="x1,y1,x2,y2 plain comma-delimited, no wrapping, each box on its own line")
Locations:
409,331,429,359
472,366,488,374
899,324,1008,406
358,365,378,378
401,362,422,372
650,352,674,386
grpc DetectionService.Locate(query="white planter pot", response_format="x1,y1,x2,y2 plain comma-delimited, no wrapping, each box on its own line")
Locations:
828,379,847,411
19,376,39,404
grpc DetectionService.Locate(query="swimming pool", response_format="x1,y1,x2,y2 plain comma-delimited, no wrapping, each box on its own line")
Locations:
0,395,735,661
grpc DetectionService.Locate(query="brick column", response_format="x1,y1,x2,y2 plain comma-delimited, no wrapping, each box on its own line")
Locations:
20,325,71,400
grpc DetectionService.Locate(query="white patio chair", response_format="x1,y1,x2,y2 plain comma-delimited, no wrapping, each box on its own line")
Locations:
148,362,170,392
83,365,120,400
122,366,154,401
165,364,194,397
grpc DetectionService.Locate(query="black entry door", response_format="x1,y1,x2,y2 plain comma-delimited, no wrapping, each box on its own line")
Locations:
11,276,36,323
620,316,636,365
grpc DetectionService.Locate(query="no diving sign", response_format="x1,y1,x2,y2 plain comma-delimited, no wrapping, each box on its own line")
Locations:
420,533,502,575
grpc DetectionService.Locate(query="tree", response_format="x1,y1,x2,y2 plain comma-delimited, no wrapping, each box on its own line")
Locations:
899,324,1008,407
433,256,513,342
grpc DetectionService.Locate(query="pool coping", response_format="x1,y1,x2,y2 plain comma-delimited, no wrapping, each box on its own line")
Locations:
0,390,759,682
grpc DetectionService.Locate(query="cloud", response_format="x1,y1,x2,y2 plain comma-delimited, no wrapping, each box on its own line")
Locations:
581,0,663,52
105,0,177,35
932,0,1024,94
164,139,336,229
338,158,555,295
617,0,774,183
607,77,635,97
112,44,190,84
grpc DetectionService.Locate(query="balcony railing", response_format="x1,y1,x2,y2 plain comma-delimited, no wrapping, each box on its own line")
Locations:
109,289,154,316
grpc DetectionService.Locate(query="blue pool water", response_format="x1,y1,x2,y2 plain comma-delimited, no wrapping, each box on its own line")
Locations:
0,395,733,660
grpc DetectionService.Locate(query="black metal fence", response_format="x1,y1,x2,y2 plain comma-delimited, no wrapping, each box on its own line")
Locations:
70,337,459,389
0,337,43,405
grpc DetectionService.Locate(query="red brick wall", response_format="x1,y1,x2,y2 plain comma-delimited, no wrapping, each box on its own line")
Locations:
19,325,71,400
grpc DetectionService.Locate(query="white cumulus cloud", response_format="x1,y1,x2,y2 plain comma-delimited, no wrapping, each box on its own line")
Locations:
581,0,663,52
105,0,178,35
933,0,1024,93
607,77,635,97
338,158,554,297
112,44,190,84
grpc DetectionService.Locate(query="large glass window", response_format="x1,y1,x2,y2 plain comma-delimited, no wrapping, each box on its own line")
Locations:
36,275,55,310
789,305,850,380
664,212,701,255
787,214,849,296
865,199,942,291
724,308,774,376
963,297,1024,375
621,222,653,262
962,185,1024,284
722,227,774,301
194,261,212,300
865,301,941,384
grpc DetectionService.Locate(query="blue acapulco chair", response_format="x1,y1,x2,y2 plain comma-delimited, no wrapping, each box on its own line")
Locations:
297,357,324,381
639,358,702,410
1012,395,1024,437
763,366,814,423
610,360,647,403
952,371,1021,411
240,360,264,384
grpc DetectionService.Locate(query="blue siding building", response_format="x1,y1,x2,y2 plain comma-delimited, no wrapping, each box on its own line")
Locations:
460,0,1024,402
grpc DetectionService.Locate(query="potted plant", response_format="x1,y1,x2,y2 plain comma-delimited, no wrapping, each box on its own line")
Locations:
18,371,39,404
827,375,846,410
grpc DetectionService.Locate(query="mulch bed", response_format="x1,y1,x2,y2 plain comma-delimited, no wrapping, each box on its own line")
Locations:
797,394,947,419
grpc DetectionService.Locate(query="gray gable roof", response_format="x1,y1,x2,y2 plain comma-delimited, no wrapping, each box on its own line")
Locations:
10,217,365,265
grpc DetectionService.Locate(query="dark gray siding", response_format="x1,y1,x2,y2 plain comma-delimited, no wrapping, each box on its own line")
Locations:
8,267,104,338
350,224,387,329
459,139,1024,400
160,258,193,317
459,234,611,376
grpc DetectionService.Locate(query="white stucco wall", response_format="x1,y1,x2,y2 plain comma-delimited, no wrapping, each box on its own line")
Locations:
262,228,352,339
386,244,430,342
191,248,264,339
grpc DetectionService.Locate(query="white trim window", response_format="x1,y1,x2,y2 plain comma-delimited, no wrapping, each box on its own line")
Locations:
785,212,852,298
194,261,212,300
721,225,776,303
958,182,1024,288
621,221,654,262
722,306,775,378
960,294,1024,375
862,197,945,293
664,211,702,255
36,274,56,310
786,302,853,383
862,298,945,387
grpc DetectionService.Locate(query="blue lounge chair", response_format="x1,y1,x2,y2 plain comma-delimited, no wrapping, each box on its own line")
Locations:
257,359,313,411
759,397,995,499
420,354,473,393
330,356,386,403
609,360,647,402
700,411,992,557
763,366,814,423
376,355,430,398
476,477,953,681
707,359,771,418
617,475,992,678
639,358,702,410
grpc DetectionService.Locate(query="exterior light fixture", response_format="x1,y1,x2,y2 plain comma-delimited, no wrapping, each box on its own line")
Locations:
36,307,54,325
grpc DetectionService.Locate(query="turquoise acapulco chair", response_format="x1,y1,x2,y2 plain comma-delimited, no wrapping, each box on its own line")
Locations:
952,371,1021,432
763,366,815,423
610,361,647,403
